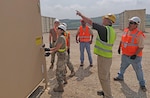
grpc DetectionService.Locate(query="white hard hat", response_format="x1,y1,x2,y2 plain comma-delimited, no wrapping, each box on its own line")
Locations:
62,23,67,28
58,25,66,31
129,16,141,24
54,18,60,23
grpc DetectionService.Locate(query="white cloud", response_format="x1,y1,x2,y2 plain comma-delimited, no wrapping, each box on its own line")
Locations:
40,4,86,19
40,0,150,19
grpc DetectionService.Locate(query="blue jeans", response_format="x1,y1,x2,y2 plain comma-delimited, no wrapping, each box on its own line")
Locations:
117,54,145,86
79,42,93,65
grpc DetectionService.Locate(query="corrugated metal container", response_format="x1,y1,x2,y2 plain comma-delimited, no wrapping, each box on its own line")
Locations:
119,9,146,32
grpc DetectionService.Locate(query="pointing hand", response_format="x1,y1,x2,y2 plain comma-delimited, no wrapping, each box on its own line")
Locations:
76,10,82,16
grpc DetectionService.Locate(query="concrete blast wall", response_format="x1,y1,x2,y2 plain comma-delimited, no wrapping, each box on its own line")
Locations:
41,16,55,33
119,9,146,31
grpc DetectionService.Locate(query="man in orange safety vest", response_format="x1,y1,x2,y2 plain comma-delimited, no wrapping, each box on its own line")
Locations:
114,16,147,92
76,20,93,67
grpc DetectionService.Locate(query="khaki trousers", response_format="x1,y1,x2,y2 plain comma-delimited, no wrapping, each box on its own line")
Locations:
97,55,113,98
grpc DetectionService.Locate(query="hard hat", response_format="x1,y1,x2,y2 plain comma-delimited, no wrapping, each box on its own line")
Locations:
129,16,141,24
58,24,66,31
62,23,67,28
103,13,116,23
54,18,60,23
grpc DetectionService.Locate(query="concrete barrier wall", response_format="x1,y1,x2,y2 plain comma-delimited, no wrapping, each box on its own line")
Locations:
41,16,55,33
119,9,146,31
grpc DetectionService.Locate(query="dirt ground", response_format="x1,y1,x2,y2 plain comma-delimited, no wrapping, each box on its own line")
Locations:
41,28,150,98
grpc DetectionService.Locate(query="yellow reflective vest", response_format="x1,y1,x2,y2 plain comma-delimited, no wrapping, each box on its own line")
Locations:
58,48,66,52
58,35,66,53
94,26,116,58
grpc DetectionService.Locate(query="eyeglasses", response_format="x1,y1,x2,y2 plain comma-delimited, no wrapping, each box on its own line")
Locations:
129,21,137,25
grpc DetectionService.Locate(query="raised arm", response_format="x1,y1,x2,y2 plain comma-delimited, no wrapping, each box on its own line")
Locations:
76,10,93,26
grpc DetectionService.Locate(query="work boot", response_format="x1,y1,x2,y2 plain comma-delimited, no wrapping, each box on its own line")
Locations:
80,63,84,67
114,77,124,81
97,91,104,96
53,84,64,92
50,63,54,69
90,64,93,67
140,86,147,92
69,70,75,77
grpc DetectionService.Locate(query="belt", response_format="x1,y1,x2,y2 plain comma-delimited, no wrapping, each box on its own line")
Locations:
124,54,130,57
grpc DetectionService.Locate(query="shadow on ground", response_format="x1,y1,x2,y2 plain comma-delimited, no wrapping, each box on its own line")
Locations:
75,65,93,81
119,81,147,98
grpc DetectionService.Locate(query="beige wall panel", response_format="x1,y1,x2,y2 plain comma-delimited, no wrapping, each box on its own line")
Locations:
0,0,46,98
119,9,146,31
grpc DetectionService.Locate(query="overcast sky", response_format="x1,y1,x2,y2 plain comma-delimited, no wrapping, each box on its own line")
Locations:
40,0,150,19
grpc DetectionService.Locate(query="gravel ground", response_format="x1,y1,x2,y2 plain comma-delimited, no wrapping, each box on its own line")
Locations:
41,28,150,98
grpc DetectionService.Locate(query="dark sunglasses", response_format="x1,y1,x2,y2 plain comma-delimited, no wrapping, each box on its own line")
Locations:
129,21,137,25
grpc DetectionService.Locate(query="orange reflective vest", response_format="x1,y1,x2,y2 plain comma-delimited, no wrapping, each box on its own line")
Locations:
78,26,91,42
64,31,70,47
121,28,145,56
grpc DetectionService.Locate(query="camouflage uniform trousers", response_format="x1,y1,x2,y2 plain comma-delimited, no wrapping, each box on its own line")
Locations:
56,52,66,85
66,53,74,72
